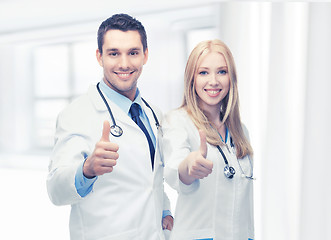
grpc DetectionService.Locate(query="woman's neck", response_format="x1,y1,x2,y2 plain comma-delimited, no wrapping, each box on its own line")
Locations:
203,108,227,142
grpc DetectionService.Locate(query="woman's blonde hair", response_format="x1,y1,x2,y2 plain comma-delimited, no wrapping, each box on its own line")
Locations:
182,39,253,158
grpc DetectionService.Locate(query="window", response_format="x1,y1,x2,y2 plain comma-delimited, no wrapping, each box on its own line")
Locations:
186,27,219,56
32,40,101,149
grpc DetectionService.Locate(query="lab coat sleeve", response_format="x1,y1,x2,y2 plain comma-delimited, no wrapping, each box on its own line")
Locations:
163,190,171,215
46,103,93,206
163,109,200,194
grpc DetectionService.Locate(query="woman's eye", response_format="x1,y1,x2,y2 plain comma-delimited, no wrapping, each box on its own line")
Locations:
218,70,227,74
199,71,208,75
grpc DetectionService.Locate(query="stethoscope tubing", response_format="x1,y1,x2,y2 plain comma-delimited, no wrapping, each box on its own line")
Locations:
97,83,117,126
216,145,229,165
216,137,254,180
96,82,160,137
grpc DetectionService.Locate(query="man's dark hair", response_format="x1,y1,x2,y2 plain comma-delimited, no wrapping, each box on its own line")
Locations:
97,13,147,54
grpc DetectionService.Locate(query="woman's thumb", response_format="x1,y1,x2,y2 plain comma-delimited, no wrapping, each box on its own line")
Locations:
198,129,207,158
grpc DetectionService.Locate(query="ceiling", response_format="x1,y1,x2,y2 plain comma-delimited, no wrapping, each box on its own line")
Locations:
0,0,216,35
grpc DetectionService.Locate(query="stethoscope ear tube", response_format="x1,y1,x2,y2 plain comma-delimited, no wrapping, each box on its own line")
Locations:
141,98,160,128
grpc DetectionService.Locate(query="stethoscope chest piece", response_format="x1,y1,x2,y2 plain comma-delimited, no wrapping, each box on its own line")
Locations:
216,133,255,180
224,165,236,179
110,125,123,137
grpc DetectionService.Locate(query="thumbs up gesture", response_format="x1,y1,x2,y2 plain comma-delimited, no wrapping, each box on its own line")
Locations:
83,121,120,178
198,129,208,159
178,130,213,185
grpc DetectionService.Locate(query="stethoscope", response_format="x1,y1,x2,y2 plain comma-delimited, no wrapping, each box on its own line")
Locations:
96,82,160,137
216,136,255,180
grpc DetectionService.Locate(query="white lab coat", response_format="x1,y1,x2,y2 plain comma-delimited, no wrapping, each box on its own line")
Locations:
47,85,170,240
163,108,254,240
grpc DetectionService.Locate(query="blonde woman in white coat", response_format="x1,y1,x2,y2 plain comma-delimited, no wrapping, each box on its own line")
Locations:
163,39,254,240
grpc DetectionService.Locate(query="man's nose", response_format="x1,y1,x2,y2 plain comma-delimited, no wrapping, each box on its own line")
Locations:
118,55,130,70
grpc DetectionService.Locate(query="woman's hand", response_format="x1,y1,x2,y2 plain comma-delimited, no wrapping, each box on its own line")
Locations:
178,130,213,185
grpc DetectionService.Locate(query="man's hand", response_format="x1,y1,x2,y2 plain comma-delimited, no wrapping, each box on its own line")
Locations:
162,215,174,231
83,120,119,178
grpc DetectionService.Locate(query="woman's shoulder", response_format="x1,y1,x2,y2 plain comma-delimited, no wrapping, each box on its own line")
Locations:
241,122,251,141
164,107,190,124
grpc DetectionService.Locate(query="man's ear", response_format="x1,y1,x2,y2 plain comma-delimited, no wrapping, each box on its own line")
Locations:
96,49,103,67
143,48,149,65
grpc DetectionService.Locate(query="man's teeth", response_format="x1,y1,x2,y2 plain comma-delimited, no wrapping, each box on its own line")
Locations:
118,73,130,77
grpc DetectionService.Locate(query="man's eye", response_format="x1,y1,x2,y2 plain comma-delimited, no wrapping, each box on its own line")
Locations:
109,52,118,56
129,52,139,56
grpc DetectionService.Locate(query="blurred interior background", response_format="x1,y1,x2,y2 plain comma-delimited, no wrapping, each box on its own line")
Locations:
0,0,330,239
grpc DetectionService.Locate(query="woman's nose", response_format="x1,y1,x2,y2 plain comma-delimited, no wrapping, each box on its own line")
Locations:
208,73,219,85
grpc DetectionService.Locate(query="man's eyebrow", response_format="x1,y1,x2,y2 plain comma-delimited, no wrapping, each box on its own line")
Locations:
129,47,142,51
104,47,142,52
105,48,118,52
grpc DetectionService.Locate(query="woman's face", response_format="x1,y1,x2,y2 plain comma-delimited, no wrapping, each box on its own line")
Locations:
194,51,230,113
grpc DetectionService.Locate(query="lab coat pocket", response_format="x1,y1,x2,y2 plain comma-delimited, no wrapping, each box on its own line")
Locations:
97,229,141,240
171,228,214,240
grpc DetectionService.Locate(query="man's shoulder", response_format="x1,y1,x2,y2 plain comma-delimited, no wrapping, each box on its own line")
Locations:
59,86,97,119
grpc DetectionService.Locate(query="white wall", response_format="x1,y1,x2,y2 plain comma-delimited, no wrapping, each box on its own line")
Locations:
300,3,331,240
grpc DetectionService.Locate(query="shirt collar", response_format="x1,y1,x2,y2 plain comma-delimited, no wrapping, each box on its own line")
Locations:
99,80,143,114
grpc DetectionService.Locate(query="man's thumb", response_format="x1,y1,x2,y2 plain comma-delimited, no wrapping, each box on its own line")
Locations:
100,120,111,141
199,129,207,158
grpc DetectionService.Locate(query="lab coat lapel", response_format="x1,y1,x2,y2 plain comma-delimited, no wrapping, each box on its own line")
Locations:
88,84,107,112
88,84,135,127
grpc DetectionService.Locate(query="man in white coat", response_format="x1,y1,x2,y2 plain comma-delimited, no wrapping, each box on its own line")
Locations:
46,13,173,240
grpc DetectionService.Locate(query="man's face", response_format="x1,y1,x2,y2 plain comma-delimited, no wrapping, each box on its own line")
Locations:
96,30,148,101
